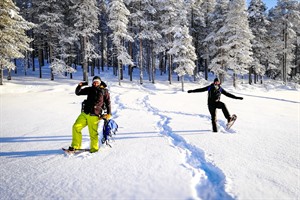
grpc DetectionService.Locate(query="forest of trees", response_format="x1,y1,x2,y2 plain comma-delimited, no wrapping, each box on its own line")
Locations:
0,0,299,86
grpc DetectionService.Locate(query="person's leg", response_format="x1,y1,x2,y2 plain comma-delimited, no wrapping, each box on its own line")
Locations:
71,113,87,149
216,101,231,122
208,105,218,132
87,115,100,153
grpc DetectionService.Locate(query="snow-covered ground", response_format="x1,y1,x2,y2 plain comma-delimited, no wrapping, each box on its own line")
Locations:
0,69,299,200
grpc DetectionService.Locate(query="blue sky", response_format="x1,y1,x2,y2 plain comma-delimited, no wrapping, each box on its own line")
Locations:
246,0,278,10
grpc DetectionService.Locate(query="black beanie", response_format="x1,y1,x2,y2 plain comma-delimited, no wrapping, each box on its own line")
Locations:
214,78,220,83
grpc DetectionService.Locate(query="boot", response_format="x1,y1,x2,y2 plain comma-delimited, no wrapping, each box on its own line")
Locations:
212,122,218,132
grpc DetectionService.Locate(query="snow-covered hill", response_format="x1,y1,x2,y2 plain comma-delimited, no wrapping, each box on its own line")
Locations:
0,71,299,200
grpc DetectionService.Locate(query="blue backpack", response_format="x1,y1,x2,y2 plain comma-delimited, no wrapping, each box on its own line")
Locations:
101,119,118,147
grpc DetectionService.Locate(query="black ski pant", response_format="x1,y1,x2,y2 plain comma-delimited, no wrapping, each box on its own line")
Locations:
208,101,230,132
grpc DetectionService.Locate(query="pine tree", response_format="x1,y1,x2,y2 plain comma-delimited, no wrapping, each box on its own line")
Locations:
267,0,300,83
0,0,34,85
70,0,100,82
54,0,78,78
189,0,204,80
205,0,229,83
34,0,66,80
108,0,133,85
221,0,254,87
248,0,270,84
99,0,109,72
157,0,189,84
128,0,161,84
263,8,281,79
195,0,216,80
170,26,197,91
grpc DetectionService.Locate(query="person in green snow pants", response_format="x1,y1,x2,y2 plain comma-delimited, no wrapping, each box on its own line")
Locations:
69,76,111,153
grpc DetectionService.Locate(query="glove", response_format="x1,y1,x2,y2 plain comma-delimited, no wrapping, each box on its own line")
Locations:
79,82,88,86
237,97,243,100
187,90,192,93
102,114,111,120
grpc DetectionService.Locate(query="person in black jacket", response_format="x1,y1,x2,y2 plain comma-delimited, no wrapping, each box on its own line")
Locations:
69,76,111,153
188,78,243,132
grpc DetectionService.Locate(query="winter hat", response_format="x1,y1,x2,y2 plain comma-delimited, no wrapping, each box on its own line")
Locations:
214,78,220,83
92,76,101,83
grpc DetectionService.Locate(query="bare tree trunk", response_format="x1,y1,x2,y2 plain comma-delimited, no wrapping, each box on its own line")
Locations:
147,43,151,82
0,68,3,85
249,67,252,84
49,45,54,81
118,59,121,86
283,21,288,84
181,75,185,92
164,52,167,75
31,42,35,72
24,51,28,76
128,41,133,81
38,48,43,78
151,43,155,84
159,53,163,76
106,32,110,71
120,61,123,80
101,31,105,72
168,54,172,84
7,69,11,80
113,55,117,76
193,60,198,82
204,58,208,80
233,73,237,88
139,38,143,85
91,59,95,76
82,36,88,82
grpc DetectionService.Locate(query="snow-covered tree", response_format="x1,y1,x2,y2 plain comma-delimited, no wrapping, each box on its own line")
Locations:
99,0,110,72
194,0,216,80
71,0,100,82
205,0,229,83
127,0,161,84
54,0,78,78
50,58,77,75
0,0,34,85
189,0,204,80
33,0,66,80
267,0,300,83
220,0,254,87
108,0,133,85
157,0,189,84
248,0,270,84
170,26,197,91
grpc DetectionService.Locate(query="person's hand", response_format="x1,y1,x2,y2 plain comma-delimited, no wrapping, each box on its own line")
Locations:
237,97,243,100
79,82,88,86
102,114,111,120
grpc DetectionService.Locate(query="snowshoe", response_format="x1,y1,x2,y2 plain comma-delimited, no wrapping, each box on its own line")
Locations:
62,147,90,155
226,114,237,130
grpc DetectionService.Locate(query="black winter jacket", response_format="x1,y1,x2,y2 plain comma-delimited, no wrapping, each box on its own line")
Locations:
188,83,240,105
75,81,111,116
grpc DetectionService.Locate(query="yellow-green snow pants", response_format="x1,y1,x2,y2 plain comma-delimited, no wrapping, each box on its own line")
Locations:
71,112,100,153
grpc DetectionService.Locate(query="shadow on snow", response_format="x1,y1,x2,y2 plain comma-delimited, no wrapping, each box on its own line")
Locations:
0,149,62,158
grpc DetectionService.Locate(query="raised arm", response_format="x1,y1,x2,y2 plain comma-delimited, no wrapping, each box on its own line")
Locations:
221,88,243,100
187,85,210,93
75,83,90,96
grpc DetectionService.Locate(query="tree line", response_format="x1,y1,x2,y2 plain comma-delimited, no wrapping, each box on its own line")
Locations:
0,0,299,86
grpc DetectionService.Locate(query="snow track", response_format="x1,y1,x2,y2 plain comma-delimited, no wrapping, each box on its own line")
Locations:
139,90,234,200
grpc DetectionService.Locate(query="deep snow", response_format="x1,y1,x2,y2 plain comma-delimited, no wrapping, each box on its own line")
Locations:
0,69,299,200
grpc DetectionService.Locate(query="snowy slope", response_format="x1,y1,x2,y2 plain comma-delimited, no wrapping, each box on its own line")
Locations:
0,70,299,200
